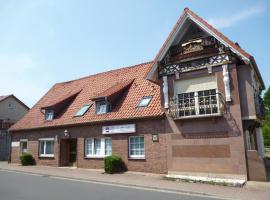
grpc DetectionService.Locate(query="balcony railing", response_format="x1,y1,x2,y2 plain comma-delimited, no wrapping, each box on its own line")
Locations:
168,91,226,119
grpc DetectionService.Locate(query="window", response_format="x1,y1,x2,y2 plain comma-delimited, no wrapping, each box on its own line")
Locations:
85,138,112,158
20,140,28,154
174,75,219,118
8,103,14,109
39,138,54,157
45,110,54,121
96,101,108,114
129,136,145,158
178,89,219,117
138,96,152,107
75,104,92,117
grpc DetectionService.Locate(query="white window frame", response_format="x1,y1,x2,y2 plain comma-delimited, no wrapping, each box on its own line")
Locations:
138,96,153,107
45,110,54,121
20,139,28,154
39,138,55,157
96,101,108,115
85,138,112,158
176,88,220,118
128,136,145,159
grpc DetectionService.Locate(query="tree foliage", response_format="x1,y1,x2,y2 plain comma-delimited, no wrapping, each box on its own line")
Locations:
263,86,270,147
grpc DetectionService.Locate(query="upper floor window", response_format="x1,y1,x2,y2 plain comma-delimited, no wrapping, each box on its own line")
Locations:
138,96,152,107
45,110,54,121
75,104,92,117
173,75,220,118
96,101,108,115
178,89,218,118
8,103,14,109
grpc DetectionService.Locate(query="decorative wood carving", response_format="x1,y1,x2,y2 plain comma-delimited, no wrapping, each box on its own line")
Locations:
159,53,230,76
222,64,231,102
162,76,169,109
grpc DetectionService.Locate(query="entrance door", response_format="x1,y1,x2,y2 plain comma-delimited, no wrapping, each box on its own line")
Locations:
69,139,77,166
60,139,77,167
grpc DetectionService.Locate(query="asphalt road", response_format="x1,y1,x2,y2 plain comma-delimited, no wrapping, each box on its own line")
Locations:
0,170,224,200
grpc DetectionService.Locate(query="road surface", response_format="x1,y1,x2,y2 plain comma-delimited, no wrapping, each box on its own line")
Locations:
0,170,225,200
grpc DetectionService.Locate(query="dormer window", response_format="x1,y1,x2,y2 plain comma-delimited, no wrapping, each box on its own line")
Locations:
75,104,92,117
45,110,54,121
96,101,108,115
138,96,152,107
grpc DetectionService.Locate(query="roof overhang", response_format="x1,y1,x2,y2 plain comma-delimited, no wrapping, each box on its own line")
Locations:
146,8,265,89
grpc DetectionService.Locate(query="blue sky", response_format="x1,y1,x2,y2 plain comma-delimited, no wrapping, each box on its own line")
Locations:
0,0,269,107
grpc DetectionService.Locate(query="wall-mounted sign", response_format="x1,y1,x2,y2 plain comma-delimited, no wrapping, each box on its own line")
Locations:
11,141,20,147
152,134,159,142
102,124,136,134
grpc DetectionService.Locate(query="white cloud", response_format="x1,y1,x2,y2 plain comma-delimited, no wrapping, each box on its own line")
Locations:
207,5,267,29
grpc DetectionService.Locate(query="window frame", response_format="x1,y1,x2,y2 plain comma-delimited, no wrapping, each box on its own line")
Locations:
20,139,28,154
138,96,153,108
95,101,108,115
128,136,145,159
74,104,92,117
38,138,55,158
176,89,220,119
45,110,54,121
84,137,112,158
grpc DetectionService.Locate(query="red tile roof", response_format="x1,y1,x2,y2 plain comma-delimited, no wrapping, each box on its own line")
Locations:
184,8,251,60
10,62,164,131
90,79,134,100
0,95,10,102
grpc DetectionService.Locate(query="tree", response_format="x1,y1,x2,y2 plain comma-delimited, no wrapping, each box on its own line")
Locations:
263,86,270,147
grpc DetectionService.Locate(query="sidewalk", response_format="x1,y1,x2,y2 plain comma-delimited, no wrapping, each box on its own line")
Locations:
0,162,269,200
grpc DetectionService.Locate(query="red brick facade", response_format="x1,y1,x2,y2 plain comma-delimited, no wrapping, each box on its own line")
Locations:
11,119,168,173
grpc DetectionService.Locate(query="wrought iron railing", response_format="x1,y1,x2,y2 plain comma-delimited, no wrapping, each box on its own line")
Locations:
168,92,227,119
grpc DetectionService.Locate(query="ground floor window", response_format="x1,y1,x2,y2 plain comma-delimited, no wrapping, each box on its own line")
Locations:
129,136,145,158
20,139,28,154
39,138,54,157
85,138,112,158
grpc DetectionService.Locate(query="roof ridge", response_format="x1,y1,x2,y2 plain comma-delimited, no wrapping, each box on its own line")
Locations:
58,60,154,85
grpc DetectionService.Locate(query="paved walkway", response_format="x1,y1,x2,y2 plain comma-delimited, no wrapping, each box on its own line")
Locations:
0,162,269,200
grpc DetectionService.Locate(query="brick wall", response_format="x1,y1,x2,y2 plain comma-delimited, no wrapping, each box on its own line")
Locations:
11,118,168,173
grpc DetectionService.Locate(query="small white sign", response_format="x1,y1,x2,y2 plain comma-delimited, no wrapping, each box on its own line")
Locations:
11,141,20,147
102,124,136,134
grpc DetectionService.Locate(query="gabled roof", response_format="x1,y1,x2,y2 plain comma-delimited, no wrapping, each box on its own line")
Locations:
0,94,29,110
146,8,265,89
10,62,164,131
41,89,82,109
0,95,9,102
90,79,134,100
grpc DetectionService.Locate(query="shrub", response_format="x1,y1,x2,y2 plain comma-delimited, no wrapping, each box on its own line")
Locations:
20,153,35,166
104,155,125,174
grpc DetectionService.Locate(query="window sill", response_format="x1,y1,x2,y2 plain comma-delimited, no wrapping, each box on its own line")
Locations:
128,157,145,160
39,155,54,158
85,156,109,159
174,113,223,120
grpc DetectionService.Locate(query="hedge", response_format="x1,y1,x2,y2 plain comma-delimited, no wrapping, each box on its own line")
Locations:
20,153,35,166
104,155,125,174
